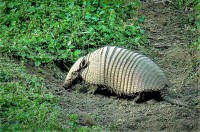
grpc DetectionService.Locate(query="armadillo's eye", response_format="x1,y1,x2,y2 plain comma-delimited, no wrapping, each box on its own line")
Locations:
72,72,77,75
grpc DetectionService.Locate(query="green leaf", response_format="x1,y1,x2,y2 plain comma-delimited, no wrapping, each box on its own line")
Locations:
138,16,145,23
74,50,81,57
35,61,41,67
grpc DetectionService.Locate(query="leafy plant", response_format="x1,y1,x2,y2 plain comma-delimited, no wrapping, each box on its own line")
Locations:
171,0,198,10
0,0,144,66
192,38,200,49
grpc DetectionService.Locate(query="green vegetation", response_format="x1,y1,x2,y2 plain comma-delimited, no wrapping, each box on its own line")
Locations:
66,114,103,131
0,0,144,66
172,0,198,10
192,1,200,49
0,56,104,131
0,56,62,130
172,0,200,49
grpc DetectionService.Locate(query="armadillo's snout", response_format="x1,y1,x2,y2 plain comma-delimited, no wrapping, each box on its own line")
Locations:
62,81,71,89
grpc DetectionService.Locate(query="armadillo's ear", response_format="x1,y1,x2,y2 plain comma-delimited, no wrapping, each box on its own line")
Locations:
80,57,88,69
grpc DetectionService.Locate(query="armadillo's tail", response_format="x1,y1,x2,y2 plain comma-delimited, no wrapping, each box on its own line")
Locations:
160,88,191,108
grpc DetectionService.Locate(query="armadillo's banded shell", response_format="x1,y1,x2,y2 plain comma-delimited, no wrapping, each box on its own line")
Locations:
81,46,169,95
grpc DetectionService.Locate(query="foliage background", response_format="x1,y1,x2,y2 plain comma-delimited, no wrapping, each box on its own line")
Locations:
0,0,145,66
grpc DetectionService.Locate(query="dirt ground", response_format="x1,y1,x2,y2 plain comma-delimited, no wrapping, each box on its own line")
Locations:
38,1,200,131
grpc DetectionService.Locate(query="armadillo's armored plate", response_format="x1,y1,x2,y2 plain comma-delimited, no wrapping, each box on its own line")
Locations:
81,46,169,95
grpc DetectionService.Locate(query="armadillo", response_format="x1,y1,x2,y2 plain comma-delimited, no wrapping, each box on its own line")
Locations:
63,46,189,107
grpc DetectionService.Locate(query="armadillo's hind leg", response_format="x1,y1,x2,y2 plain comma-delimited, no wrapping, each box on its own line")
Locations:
87,84,98,94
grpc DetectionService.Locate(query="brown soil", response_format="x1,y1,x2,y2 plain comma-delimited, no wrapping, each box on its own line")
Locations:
39,1,200,131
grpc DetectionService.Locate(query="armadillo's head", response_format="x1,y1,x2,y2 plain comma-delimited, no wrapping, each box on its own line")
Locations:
62,57,88,89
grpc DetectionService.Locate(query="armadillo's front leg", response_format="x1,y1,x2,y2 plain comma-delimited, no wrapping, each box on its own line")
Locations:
87,84,98,94
133,92,145,103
